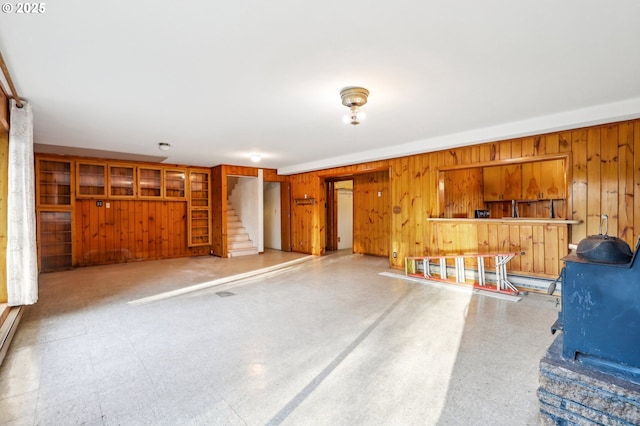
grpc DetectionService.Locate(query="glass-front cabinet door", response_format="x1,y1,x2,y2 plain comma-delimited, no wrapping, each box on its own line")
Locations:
188,170,211,246
138,167,162,198
76,162,106,197
109,164,136,198
164,168,186,199
37,159,72,206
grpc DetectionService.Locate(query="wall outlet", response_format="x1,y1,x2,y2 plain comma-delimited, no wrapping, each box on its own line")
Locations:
393,251,397,258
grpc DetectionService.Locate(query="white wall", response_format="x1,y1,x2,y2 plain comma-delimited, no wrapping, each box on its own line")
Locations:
263,182,281,250
336,184,353,250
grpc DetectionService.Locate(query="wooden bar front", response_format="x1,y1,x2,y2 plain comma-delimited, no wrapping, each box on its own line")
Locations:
426,218,580,278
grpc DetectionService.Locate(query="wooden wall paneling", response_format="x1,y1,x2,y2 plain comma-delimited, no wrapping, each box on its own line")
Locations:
400,157,412,260
223,165,259,177
509,225,521,270
104,201,114,263
571,129,588,243
161,201,169,258
559,132,571,153
353,170,390,257
498,140,512,160
126,201,136,259
486,223,499,269
142,201,151,259
601,125,619,236
87,201,99,264
546,133,559,154
511,138,522,159
618,122,634,243
113,200,121,261
316,176,326,256
410,156,423,257
586,127,602,236
497,223,510,254
635,121,640,245
543,225,560,276
0,131,7,302
0,89,7,131
389,159,402,262
210,166,224,257
521,137,535,157
532,225,545,273
519,225,533,273
534,136,546,156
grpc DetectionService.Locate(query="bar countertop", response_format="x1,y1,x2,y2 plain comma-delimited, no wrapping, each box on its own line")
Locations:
427,217,581,225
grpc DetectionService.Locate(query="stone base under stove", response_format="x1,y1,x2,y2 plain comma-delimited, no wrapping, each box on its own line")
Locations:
538,335,640,425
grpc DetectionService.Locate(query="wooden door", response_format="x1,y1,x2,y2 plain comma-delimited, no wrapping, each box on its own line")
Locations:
483,166,503,201
540,160,566,199
502,164,522,200
521,162,542,200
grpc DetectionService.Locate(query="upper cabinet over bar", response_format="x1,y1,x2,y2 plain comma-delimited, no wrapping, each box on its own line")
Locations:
483,158,566,202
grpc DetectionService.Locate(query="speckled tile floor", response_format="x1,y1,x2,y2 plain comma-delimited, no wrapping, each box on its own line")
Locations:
0,250,559,425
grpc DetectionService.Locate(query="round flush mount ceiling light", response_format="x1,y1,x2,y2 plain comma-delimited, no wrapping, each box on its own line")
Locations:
158,142,171,151
250,154,262,162
340,86,369,125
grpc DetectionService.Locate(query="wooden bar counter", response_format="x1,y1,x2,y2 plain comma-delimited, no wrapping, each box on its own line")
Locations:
426,218,581,278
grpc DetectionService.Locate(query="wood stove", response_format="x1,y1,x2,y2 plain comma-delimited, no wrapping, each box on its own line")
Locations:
555,237,640,380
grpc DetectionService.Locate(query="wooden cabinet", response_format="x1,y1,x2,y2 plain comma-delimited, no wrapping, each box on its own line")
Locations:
164,168,186,199
483,164,521,201
38,211,73,272
138,167,162,198
188,170,211,246
36,158,74,272
37,159,72,206
108,164,136,198
76,162,106,197
522,159,566,200
484,159,566,202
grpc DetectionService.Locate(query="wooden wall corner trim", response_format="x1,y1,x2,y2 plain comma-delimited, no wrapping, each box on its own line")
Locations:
0,89,8,132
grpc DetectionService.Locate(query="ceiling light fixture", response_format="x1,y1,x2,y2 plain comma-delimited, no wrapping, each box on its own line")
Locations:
250,154,262,162
340,86,369,125
158,142,171,151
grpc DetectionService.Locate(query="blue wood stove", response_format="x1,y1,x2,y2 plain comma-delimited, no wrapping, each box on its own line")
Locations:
557,237,640,379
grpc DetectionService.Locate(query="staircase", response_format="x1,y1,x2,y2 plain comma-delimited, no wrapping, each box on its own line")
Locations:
227,205,258,257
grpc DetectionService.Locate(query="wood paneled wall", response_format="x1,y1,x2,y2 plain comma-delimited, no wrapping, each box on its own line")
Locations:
0,89,8,131
210,165,224,257
287,119,640,273
353,171,390,256
74,199,208,266
442,168,483,218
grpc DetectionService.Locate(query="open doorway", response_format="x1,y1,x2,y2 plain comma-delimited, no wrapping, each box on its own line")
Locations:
326,179,353,252
263,180,292,252
264,182,282,250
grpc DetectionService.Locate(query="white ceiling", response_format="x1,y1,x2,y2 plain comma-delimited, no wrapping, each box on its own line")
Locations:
1,1,640,174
